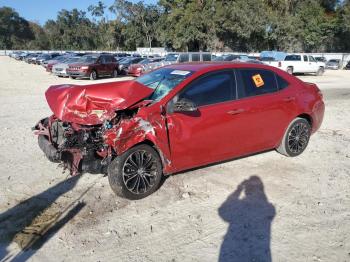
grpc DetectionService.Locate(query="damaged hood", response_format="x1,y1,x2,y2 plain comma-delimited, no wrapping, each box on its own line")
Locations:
45,81,153,125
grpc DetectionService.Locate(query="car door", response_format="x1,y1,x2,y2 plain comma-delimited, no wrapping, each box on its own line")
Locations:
308,56,319,72
98,56,107,76
303,55,312,72
166,70,238,171
232,68,297,154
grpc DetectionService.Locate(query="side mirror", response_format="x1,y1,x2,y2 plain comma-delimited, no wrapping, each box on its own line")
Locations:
173,98,198,113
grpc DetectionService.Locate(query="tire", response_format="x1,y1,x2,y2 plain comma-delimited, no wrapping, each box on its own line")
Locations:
108,144,163,200
287,67,293,75
90,70,97,80
112,69,119,78
69,76,76,80
276,117,311,157
316,67,324,76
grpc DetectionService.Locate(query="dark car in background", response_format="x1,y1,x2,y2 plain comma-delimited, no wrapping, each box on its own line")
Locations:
36,53,60,65
315,57,327,63
24,53,41,63
345,61,350,70
66,54,119,80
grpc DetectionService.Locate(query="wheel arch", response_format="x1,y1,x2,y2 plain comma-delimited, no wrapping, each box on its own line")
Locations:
296,113,313,127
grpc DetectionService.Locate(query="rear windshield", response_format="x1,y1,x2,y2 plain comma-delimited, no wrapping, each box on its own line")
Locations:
136,68,193,101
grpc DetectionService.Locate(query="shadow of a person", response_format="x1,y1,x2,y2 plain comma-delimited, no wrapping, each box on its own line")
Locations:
218,176,275,262
0,175,83,261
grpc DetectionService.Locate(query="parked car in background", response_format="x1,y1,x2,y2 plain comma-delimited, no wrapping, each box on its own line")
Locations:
52,56,81,77
36,53,60,65
326,59,341,70
45,55,75,72
127,58,163,77
66,53,119,80
260,51,287,62
213,54,249,61
118,57,145,74
25,53,41,63
34,62,325,199
264,54,325,75
345,61,350,70
315,57,327,63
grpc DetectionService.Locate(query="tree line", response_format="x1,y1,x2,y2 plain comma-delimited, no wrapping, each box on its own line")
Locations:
1,0,350,52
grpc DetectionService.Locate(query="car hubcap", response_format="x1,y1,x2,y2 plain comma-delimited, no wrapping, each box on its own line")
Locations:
91,72,96,79
122,150,157,194
288,123,309,154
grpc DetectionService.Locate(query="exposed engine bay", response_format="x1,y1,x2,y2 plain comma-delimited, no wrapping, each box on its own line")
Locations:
33,109,137,176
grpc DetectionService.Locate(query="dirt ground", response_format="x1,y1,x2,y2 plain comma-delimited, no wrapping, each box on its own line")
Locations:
0,56,349,262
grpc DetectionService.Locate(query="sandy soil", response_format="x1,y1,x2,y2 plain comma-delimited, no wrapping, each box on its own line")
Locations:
0,56,349,262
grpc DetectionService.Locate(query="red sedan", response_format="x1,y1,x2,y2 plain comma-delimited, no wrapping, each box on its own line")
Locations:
34,62,324,199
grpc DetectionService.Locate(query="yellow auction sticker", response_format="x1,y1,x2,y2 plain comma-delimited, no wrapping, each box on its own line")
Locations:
252,74,264,88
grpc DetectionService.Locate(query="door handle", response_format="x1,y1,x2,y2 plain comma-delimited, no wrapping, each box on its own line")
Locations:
283,96,295,102
227,109,245,115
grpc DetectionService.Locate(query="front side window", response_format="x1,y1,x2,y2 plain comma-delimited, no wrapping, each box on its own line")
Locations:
237,69,278,98
178,70,234,107
136,68,193,101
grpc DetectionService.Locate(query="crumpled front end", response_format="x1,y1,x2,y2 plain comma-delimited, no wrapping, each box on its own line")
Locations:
33,115,111,176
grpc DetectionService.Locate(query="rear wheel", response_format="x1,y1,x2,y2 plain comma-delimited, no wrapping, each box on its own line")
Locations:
69,76,76,80
277,118,311,157
90,70,97,80
108,144,163,200
287,67,293,75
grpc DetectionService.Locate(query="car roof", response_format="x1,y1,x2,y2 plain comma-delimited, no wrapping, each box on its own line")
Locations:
163,62,273,72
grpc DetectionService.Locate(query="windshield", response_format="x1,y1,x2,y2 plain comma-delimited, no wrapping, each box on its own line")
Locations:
136,68,193,101
65,57,81,63
79,55,98,63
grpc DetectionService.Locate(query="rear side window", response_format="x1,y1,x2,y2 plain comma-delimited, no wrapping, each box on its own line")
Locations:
237,69,278,98
179,70,235,107
303,55,308,62
275,74,289,90
285,55,301,61
191,54,200,61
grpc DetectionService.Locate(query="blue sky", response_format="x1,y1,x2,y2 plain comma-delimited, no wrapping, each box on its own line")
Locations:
0,0,157,25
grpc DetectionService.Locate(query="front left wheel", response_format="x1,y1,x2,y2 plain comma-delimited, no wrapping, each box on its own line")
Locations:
108,144,163,200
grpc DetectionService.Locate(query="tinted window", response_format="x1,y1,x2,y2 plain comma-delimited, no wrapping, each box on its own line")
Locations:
276,74,289,90
179,54,189,63
303,55,308,62
202,54,212,61
191,54,200,61
237,69,278,98
179,71,234,107
285,55,301,61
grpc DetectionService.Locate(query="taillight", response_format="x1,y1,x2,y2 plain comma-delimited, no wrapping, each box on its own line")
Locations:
278,61,282,67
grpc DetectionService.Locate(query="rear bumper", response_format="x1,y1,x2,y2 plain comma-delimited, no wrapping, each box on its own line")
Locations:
311,100,325,134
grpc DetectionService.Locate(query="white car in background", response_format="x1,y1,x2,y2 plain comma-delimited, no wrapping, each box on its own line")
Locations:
52,56,81,77
264,53,326,76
